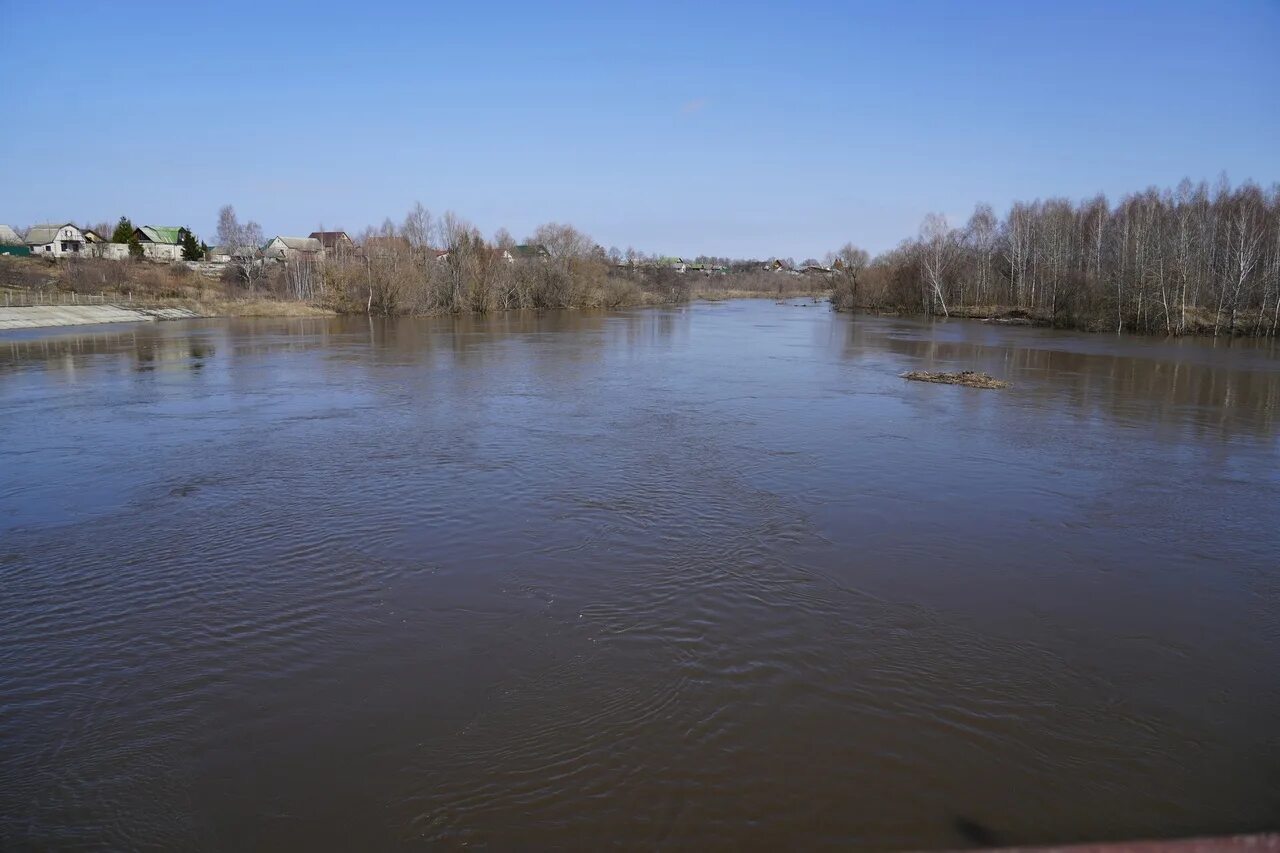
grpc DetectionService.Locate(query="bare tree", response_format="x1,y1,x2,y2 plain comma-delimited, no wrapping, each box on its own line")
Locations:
827,242,870,311
400,203,435,265
216,205,265,292
85,221,112,240
493,227,515,250
837,243,869,276
530,222,594,259
1220,184,1267,336
919,213,955,317
216,205,239,250
284,256,319,301
964,204,998,306
439,211,472,251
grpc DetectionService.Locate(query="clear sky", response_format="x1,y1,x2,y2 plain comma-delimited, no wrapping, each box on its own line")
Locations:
2,0,1277,259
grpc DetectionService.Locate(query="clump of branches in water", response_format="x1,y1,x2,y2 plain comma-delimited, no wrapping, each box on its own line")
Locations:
831,177,1280,337
902,370,1009,389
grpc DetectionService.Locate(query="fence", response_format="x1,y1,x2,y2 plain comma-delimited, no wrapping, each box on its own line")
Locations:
1,289,165,308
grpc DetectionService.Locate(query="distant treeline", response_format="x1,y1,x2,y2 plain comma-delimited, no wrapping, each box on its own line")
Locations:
7,204,819,311
14,178,1278,333
217,206,814,313
832,178,1280,337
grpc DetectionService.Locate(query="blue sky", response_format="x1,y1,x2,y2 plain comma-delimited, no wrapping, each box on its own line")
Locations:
2,0,1277,258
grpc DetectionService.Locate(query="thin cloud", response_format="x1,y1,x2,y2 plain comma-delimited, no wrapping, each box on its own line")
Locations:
681,98,708,115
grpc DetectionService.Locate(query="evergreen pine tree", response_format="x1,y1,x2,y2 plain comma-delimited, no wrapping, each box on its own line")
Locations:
111,217,134,244
181,229,204,261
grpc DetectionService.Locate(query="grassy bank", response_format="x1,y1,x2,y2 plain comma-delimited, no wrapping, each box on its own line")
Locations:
2,255,839,320
694,288,827,301
187,298,334,318
690,269,831,302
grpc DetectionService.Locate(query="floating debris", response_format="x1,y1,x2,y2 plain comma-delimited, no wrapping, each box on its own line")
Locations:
902,370,1009,389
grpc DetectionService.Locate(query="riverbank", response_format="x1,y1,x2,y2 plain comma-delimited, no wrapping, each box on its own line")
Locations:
0,304,203,331
834,300,1279,338
694,288,827,301
2,255,824,330
185,298,333,318
0,297,333,331
0,289,758,332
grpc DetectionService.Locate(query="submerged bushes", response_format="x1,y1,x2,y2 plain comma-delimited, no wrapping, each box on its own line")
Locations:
313,250,687,316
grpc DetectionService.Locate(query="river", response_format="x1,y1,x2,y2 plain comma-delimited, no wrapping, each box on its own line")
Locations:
1,300,1277,849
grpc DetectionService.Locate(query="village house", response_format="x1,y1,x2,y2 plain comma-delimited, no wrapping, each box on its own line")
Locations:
263,235,323,261
79,229,126,259
0,224,30,256
501,243,551,263
208,245,258,264
133,226,190,262
309,231,356,257
24,223,89,257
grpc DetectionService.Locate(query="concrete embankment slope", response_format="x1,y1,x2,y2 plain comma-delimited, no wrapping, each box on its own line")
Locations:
0,305,201,331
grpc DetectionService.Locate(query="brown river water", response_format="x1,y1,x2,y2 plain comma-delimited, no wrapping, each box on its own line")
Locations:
1,300,1277,850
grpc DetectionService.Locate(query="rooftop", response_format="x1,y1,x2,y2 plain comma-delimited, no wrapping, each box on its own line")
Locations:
137,226,185,245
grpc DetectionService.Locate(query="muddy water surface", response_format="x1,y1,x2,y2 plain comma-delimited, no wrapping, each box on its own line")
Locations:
1,301,1277,849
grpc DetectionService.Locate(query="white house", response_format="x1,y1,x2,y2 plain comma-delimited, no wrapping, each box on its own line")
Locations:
263,236,323,261
133,226,189,262
0,224,22,246
25,223,89,257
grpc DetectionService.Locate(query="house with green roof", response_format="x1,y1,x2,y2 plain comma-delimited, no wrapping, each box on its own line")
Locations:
501,243,551,263
132,225,192,261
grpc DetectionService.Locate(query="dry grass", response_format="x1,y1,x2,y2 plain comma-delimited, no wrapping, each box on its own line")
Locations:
191,298,334,317
1,257,336,318
902,370,1010,389
691,270,830,301
0,256,59,290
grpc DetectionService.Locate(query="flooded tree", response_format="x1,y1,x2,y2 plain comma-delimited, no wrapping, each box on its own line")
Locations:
829,243,869,311
919,213,955,317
